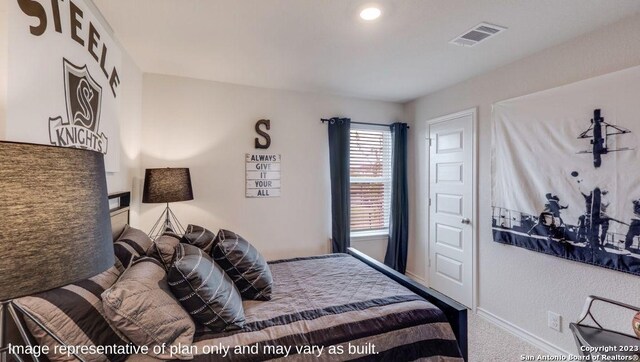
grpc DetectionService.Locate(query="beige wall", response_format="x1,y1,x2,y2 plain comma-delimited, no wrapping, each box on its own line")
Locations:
140,74,404,261
106,51,143,225
0,0,142,222
0,4,6,140
405,14,640,354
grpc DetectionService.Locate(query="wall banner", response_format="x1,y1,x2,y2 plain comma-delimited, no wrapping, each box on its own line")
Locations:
492,65,640,276
8,0,122,171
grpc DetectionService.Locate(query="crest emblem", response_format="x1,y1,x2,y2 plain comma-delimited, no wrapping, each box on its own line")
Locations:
65,60,102,134
49,59,108,154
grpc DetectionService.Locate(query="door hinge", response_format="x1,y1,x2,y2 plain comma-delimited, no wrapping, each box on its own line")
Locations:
429,198,432,206
428,138,432,146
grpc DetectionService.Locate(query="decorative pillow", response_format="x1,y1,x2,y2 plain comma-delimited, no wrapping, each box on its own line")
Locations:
114,257,126,274
113,225,153,268
147,234,180,270
168,244,245,332
212,229,273,301
163,230,182,239
14,266,128,362
180,224,216,253
102,258,195,360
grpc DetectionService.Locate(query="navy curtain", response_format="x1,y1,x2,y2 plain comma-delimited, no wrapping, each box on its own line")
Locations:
328,118,351,253
384,122,409,273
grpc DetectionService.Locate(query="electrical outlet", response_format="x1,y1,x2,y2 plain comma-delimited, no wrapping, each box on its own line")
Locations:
548,311,562,332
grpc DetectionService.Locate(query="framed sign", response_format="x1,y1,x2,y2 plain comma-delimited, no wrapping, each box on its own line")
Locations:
246,154,281,198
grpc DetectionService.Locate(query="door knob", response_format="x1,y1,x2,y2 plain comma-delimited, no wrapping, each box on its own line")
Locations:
461,218,471,224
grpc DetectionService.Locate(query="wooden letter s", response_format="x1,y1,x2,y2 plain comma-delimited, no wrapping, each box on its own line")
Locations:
255,119,271,149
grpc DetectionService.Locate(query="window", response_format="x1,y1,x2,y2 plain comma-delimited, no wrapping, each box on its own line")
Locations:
350,126,392,236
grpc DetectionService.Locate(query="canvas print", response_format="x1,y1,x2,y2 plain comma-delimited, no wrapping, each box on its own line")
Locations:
492,66,640,276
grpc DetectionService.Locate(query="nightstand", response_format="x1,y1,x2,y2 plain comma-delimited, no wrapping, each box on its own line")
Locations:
570,296,640,359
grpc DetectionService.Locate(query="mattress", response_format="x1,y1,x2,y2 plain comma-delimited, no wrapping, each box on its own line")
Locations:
140,253,462,362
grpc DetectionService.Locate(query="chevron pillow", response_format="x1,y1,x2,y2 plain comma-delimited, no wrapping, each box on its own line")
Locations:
181,224,217,254
168,244,245,332
211,229,273,301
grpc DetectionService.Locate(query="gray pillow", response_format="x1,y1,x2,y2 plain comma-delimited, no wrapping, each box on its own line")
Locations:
14,266,128,362
102,258,195,360
113,225,153,268
168,244,245,332
180,224,216,253
147,234,180,270
212,229,273,301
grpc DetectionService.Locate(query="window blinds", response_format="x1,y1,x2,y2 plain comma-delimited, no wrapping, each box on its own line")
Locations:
349,128,392,233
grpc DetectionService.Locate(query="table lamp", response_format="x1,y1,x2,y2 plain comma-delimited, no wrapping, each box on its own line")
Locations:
142,168,193,238
0,141,114,361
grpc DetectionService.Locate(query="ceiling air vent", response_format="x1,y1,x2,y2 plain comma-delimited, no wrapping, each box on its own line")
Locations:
450,22,507,47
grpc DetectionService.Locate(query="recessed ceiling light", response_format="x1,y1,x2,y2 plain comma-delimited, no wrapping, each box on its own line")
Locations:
360,7,382,21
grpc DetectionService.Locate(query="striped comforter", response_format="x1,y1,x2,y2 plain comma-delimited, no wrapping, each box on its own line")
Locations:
138,254,462,362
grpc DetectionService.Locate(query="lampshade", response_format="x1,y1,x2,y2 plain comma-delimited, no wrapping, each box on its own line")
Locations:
142,168,194,203
0,141,114,301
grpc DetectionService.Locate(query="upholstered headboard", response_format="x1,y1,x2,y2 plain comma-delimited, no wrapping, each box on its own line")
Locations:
109,191,131,241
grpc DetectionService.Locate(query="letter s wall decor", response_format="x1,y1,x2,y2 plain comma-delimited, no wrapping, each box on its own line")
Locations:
255,119,271,149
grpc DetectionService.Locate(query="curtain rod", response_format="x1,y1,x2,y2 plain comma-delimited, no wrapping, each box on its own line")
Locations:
320,119,409,129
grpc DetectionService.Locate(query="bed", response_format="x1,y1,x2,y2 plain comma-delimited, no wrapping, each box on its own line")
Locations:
168,253,462,361
10,192,468,362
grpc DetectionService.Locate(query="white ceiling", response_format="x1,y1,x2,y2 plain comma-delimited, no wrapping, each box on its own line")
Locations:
94,0,640,103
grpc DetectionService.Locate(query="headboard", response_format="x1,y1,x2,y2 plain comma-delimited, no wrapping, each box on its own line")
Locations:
109,191,131,240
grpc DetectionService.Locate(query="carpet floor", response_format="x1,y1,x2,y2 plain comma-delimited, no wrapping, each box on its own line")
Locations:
468,312,547,361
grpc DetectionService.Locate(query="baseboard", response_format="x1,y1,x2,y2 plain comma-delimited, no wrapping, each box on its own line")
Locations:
476,308,571,357
402,272,569,356
405,270,427,285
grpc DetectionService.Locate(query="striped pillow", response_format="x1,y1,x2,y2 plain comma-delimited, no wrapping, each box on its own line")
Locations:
13,266,129,362
212,229,273,301
180,224,216,253
113,225,153,268
168,244,245,332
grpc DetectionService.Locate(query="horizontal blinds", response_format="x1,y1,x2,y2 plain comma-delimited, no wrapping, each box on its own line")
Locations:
350,128,392,232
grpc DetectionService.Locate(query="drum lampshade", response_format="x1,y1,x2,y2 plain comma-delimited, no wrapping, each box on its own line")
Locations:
142,168,194,204
0,141,114,301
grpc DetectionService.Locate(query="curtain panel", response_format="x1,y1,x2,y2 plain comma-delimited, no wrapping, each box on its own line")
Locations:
384,122,409,273
328,118,351,253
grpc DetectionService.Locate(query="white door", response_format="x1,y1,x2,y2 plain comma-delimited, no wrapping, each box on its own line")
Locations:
428,110,475,308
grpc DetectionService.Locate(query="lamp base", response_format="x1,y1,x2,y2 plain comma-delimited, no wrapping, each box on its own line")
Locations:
148,203,186,239
1,301,38,362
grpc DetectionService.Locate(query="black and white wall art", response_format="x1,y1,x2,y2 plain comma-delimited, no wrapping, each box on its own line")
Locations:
492,66,640,276
8,0,122,171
